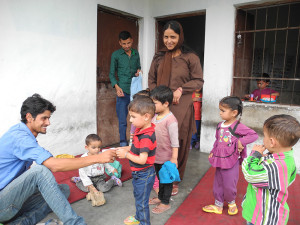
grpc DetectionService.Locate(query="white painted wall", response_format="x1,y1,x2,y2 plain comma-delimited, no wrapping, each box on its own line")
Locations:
150,0,300,172
0,0,151,156
1,0,299,171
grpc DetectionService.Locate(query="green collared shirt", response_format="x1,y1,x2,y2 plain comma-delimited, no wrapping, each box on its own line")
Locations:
109,48,141,94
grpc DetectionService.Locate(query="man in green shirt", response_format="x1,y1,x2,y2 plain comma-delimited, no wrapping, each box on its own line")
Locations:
109,31,141,147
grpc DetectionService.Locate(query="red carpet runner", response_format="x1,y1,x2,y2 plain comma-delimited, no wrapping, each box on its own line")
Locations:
166,167,300,225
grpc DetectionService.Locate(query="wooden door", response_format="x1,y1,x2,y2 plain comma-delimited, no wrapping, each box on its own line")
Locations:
97,7,139,146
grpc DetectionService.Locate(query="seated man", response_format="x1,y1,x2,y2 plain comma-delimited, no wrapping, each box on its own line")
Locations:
0,94,116,225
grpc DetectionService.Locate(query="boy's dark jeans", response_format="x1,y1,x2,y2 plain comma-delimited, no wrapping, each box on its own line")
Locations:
154,163,173,205
132,166,155,225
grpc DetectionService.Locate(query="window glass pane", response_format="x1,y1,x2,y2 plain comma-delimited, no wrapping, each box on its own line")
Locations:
289,3,300,27
246,9,256,30
284,29,299,78
277,80,299,105
264,31,275,77
291,81,300,105
252,32,265,76
272,30,286,79
266,6,278,29
256,8,266,30
277,4,289,28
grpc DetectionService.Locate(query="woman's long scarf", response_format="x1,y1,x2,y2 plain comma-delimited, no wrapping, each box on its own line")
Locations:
157,22,184,87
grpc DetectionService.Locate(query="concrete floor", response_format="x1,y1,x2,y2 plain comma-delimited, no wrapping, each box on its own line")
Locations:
42,149,210,225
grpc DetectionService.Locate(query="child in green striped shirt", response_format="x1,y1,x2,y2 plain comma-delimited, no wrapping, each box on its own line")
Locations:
242,114,300,225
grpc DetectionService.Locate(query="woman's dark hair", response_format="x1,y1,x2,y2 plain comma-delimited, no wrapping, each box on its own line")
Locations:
161,20,194,54
150,85,173,106
128,96,155,117
119,31,132,40
219,96,243,117
20,94,56,124
85,134,102,146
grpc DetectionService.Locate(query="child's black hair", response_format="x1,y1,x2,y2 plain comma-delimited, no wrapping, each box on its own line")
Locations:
128,96,155,117
85,134,102,146
219,96,243,118
150,85,173,106
133,89,150,99
256,73,270,83
264,114,300,147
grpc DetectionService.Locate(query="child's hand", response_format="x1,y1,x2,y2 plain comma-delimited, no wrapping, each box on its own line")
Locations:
238,140,244,152
209,153,213,158
112,169,118,176
88,185,98,193
244,94,250,99
116,147,130,159
252,144,266,155
170,157,178,168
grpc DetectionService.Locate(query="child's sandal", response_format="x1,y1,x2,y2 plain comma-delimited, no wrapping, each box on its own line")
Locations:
71,176,81,183
202,204,223,214
124,216,140,225
90,191,106,207
228,203,238,215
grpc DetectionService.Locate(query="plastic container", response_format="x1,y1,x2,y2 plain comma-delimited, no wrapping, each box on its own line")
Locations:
260,94,276,103
250,94,254,101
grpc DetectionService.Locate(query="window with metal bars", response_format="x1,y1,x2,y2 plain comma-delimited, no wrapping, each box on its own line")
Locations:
233,2,300,105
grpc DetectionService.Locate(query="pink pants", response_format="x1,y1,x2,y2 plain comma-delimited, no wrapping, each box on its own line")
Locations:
153,175,159,190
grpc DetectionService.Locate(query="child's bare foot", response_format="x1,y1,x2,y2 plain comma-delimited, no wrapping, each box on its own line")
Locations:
149,197,161,205
202,204,223,214
152,203,171,214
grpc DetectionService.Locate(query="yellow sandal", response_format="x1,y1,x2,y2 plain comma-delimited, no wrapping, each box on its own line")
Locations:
202,204,223,214
228,203,238,215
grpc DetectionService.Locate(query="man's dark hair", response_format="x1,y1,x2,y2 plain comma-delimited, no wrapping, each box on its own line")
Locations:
85,134,102,146
264,114,300,147
150,85,173,106
20,94,56,124
128,96,155,117
119,31,132,40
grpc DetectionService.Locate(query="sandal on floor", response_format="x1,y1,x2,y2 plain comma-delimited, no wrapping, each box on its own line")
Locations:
228,203,238,215
149,197,161,205
152,204,171,214
202,204,223,214
171,184,179,196
90,191,106,207
124,216,140,225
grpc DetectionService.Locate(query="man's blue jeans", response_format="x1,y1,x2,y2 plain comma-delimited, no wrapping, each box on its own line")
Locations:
0,165,85,225
116,93,130,146
132,166,155,225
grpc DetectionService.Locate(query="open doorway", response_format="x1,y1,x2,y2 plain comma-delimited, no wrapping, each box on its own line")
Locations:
96,6,139,146
156,13,206,145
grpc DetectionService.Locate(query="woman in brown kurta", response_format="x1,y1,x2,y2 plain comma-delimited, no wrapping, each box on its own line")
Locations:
148,21,204,190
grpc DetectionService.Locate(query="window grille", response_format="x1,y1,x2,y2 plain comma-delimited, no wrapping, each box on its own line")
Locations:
233,2,300,105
